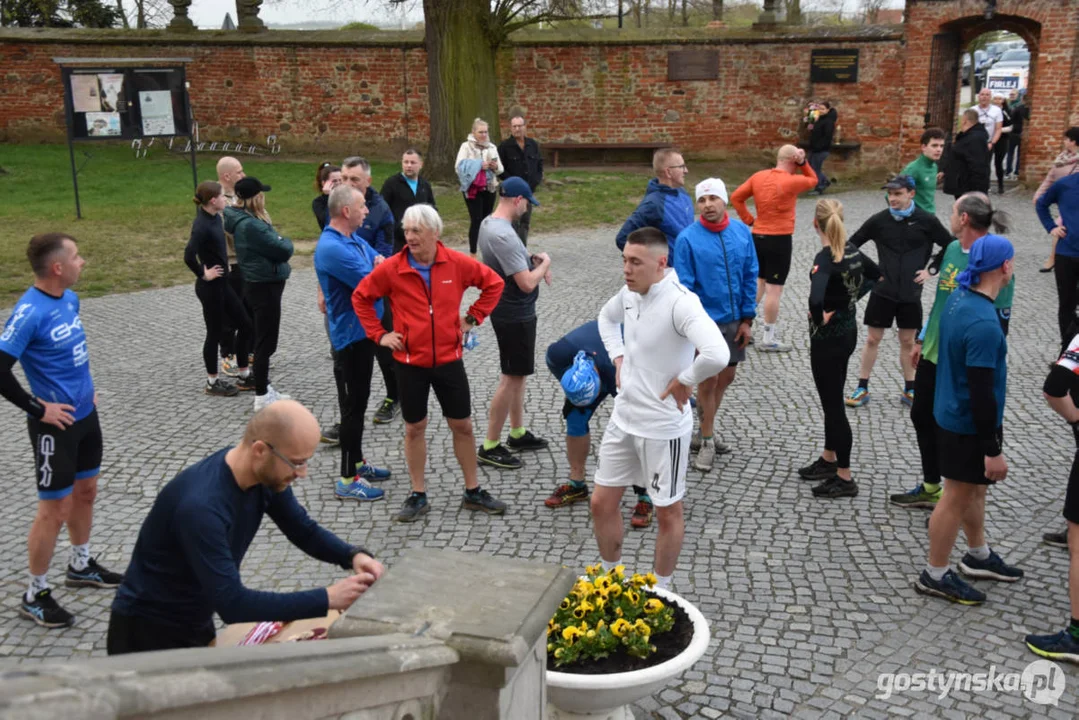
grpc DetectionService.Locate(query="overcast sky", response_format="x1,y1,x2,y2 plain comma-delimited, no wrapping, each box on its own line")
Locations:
188,0,904,29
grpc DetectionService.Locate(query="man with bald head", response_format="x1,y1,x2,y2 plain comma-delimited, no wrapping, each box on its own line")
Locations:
730,144,818,352
107,400,383,655
216,157,247,373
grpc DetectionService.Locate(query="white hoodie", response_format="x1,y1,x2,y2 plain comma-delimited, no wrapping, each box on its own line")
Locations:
599,269,730,440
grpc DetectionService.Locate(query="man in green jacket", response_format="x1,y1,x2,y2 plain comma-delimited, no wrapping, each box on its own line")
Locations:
224,177,293,410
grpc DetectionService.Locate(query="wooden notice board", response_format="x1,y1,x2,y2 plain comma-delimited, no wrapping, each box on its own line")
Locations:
810,49,859,83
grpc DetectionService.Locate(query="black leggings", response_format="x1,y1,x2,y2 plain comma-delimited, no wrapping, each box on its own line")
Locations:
219,265,249,359
107,611,214,655
1055,255,1079,347
464,191,496,254
993,139,1008,192
244,281,286,395
377,306,398,402
335,340,377,478
910,357,940,486
195,278,251,376
810,329,857,469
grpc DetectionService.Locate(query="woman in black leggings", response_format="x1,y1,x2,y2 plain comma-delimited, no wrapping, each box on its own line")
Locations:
183,181,253,397
798,199,880,499
455,117,503,256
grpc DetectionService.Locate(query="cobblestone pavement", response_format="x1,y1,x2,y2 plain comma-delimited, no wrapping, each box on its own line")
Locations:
0,187,1076,718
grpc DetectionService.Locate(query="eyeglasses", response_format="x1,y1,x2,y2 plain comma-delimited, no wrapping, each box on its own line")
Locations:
264,442,308,474
667,164,688,171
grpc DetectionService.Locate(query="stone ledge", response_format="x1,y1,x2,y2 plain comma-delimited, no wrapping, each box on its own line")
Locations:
0,634,458,720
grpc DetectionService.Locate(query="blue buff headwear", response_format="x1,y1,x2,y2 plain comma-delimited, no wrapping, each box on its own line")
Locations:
560,350,600,407
956,234,1014,289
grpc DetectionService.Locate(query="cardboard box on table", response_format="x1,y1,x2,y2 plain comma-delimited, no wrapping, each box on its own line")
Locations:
212,611,340,647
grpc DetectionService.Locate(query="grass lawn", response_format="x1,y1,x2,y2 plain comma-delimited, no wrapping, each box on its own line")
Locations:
0,143,869,302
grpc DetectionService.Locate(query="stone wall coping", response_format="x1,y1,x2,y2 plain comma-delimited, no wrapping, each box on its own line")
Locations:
0,24,903,50
0,634,458,719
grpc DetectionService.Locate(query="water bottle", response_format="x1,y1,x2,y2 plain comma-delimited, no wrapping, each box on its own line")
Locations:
463,328,479,351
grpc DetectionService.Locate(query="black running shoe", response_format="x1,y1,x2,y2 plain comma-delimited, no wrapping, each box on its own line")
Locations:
506,430,549,452
204,379,238,397
19,589,74,628
478,443,523,469
321,423,340,445
811,475,859,498
462,488,508,515
798,456,838,481
1043,530,1069,548
373,398,400,424
65,558,124,588
233,373,256,392
395,492,430,523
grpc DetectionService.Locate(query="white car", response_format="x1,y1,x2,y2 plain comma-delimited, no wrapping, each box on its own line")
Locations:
986,50,1030,97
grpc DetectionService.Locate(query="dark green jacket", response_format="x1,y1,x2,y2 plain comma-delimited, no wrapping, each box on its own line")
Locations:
223,207,293,283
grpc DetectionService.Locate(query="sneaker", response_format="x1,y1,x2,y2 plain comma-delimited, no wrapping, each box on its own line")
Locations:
372,398,399,425
18,589,74,628
357,462,391,482
1026,629,1079,665
901,388,915,407
958,550,1024,582
690,431,730,455
334,478,385,502
233,373,256,392
545,483,589,508
914,568,986,605
320,424,340,445
714,438,732,455
221,355,241,377
506,430,549,452
395,492,430,522
204,378,238,397
846,387,870,407
694,438,715,471
462,488,508,515
811,475,859,498
889,483,941,509
690,429,702,452
630,500,654,529
1043,530,1069,548
64,558,123,589
253,385,290,412
757,340,793,353
798,456,838,481
477,443,523,469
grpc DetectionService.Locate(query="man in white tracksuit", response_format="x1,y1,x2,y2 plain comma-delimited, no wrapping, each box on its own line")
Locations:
593,227,730,589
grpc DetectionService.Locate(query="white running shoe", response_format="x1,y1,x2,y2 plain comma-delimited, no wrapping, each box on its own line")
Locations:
757,339,793,353
694,438,715,471
253,385,291,412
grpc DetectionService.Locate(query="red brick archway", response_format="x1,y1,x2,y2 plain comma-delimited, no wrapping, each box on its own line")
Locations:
903,0,1079,180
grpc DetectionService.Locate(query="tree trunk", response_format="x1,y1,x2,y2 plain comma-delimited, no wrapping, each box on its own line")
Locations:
115,0,129,28
422,0,501,182
712,0,722,21
681,0,687,25
786,0,801,25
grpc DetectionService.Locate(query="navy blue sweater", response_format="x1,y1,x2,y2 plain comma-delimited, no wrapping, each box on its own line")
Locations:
1037,173,1079,259
112,449,363,631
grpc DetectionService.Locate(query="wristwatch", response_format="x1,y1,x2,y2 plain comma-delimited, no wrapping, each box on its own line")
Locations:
465,314,478,326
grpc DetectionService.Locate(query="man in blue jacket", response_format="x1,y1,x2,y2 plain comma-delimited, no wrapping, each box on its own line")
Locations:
342,156,400,424
616,148,694,263
314,185,392,502
673,178,758,471
1036,172,1079,347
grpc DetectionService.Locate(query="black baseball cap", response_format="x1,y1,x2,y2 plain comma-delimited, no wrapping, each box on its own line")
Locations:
235,176,272,200
881,174,916,191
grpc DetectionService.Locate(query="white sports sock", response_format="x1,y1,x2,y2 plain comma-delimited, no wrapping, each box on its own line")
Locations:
600,559,620,573
654,573,673,590
763,323,776,343
967,545,991,561
925,564,948,582
70,543,91,571
26,573,49,602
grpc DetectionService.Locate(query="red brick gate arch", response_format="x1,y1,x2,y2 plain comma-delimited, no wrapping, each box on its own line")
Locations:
903,0,1079,180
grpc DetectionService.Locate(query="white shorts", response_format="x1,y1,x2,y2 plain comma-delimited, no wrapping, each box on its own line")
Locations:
594,422,690,508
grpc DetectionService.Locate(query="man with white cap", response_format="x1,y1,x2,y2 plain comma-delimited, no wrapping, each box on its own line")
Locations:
673,178,758,471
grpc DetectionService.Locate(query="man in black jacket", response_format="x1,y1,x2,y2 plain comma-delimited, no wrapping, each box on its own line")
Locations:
808,101,837,194
845,175,952,410
498,113,544,244
943,109,991,197
380,149,437,254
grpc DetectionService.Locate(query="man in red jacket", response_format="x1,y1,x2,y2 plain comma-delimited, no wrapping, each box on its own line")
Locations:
353,204,507,522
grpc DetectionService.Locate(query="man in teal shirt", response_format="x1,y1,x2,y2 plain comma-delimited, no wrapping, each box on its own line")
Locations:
902,128,946,214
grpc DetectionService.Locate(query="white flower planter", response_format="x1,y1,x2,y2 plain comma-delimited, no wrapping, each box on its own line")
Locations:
545,588,710,720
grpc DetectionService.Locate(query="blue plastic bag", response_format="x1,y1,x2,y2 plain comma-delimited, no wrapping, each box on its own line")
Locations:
561,350,600,406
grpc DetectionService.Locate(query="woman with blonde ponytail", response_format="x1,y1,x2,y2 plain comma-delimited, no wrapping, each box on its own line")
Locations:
797,199,880,499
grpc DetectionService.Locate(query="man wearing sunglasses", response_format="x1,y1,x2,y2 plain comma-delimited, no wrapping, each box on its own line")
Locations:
107,400,382,655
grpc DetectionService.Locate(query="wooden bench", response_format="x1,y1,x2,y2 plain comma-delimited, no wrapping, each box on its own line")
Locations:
543,142,674,168
796,141,862,160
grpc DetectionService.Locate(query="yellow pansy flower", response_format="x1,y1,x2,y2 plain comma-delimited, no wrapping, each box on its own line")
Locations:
634,619,652,637
579,600,594,614
609,584,622,597
559,598,571,610
562,626,583,643
594,597,607,611
644,598,665,615
554,648,564,659
626,589,640,605
609,564,625,579
586,630,596,639
615,607,624,617
597,619,607,631
644,573,659,586
547,620,561,635
629,573,646,588
586,563,602,576
611,618,632,638
594,576,611,590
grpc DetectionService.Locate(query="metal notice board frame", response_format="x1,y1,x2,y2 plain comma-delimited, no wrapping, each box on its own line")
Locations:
54,57,197,219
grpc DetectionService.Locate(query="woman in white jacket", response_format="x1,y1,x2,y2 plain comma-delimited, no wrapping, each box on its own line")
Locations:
456,118,504,256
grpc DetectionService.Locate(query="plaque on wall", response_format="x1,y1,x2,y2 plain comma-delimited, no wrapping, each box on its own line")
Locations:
810,49,859,83
668,50,719,81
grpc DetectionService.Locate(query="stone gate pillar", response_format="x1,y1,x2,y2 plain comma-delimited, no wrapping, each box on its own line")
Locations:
167,0,196,32
237,0,267,32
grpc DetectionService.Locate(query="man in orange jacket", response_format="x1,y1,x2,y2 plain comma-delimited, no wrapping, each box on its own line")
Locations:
730,145,818,352
353,204,507,523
